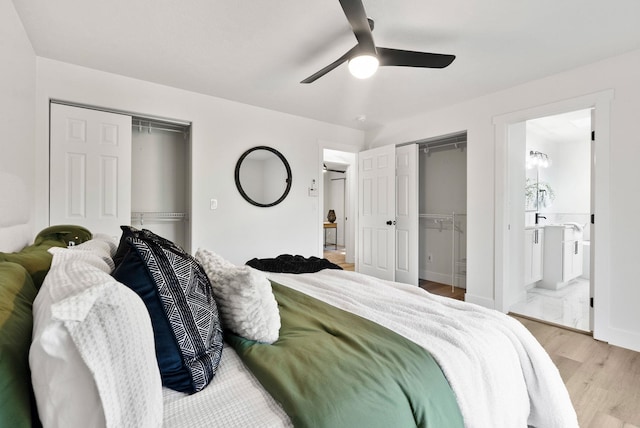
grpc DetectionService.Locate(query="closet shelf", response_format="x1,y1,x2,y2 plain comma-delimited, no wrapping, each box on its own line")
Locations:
131,211,187,225
420,213,466,233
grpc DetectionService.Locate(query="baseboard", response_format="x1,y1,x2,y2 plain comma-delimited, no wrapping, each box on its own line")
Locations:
463,294,495,310
419,269,452,285
596,325,640,353
419,269,466,289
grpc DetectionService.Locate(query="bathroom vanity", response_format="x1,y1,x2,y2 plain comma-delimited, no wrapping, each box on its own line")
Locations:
541,225,583,289
524,226,544,285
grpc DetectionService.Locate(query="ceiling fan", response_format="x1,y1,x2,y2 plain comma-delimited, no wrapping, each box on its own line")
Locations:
301,0,456,84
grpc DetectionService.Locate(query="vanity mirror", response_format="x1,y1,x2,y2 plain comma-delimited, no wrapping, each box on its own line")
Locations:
525,150,555,212
235,146,292,207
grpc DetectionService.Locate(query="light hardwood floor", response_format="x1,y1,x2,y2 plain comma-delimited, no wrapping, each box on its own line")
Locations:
419,279,466,301
321,253,640,427
514,315,640,427
424,280,640,428
323,248,354,271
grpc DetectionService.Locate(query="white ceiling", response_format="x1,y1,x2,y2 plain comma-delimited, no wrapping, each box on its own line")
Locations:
12,0,640,130
528,109,592,145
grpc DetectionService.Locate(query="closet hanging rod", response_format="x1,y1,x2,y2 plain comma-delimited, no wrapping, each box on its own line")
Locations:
132,123,189,135
419,141,467,154
419,213,467,218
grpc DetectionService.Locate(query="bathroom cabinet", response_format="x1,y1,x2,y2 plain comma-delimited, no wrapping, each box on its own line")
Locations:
541,225,583,289
524,227,544,285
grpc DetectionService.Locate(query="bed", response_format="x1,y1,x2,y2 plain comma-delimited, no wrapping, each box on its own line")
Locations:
0,222,579,428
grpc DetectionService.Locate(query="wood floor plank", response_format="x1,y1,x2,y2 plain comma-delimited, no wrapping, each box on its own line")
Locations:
588,412,639,428
512,316,640,427
418,279,466,300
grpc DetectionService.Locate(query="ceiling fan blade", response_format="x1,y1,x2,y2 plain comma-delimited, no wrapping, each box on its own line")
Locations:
338,0,376,53
377,47,455,68
300,46,357,84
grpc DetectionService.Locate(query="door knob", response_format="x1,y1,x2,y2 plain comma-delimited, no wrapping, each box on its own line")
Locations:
386,220,396,225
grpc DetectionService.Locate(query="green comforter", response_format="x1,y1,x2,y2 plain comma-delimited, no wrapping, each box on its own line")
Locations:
226,282,463,428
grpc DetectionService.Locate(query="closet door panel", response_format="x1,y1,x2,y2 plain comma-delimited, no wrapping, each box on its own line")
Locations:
50,103,132,236
396,229,410,271
358,145,395,280
65,153,86,218
99,155,119,218
395,144,418,285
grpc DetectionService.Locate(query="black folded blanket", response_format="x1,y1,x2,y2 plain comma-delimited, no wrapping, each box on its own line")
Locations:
246,254,342,274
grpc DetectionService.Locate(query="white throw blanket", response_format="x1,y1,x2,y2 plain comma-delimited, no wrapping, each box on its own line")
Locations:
268,270,578,428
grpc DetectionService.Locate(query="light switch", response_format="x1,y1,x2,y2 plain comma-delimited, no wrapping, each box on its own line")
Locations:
210,199,218,210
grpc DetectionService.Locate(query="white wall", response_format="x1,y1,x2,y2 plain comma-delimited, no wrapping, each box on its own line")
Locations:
366,48,640,351
34,58,364,265
533,140,591,217
0,0,36,250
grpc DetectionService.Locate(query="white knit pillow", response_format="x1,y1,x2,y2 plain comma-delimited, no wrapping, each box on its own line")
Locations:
31,249,163,428
195,248,280,344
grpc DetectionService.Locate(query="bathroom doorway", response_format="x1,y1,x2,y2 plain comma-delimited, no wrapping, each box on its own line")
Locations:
509,109,593,332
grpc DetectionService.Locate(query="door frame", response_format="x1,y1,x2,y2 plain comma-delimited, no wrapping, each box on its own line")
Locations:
493,90,613,342
318,141,360,265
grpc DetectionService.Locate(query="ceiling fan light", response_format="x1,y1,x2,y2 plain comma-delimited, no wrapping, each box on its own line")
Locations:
348,55,379,79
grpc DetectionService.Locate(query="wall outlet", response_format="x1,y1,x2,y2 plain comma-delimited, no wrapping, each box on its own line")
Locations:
210,199,218,210
427,253,433,263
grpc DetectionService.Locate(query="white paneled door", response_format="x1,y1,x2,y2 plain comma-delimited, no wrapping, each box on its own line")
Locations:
358,145,396,280
50,103,132,237
395,144,418,285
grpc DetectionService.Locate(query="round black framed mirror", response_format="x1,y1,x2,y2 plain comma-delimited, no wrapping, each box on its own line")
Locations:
234,146,292,207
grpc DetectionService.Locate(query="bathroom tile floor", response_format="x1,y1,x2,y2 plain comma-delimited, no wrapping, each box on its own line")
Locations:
510,278,590,332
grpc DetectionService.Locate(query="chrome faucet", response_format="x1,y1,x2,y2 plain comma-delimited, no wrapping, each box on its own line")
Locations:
535,213,546,224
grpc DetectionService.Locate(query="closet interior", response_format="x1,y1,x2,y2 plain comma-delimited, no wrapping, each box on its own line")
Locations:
418,132,467,289
131,117,191,250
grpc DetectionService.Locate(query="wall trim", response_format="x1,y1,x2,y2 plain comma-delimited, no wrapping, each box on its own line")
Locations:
464,293,495,309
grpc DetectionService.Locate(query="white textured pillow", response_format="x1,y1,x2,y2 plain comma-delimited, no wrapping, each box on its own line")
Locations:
30,248,162,428
66,233,119,270
195,248,281,344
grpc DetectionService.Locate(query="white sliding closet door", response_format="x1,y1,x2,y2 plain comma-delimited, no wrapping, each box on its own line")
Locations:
358,145,396,280
395,144,418,285
50,103,132,236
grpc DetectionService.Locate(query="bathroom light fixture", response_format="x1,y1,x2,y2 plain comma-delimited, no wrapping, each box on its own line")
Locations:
348,54,379,79
526,150,551,169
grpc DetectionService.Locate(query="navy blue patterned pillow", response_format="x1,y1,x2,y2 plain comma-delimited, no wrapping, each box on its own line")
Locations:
112,226,182,268
111,225,139,268
112,228,223,393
